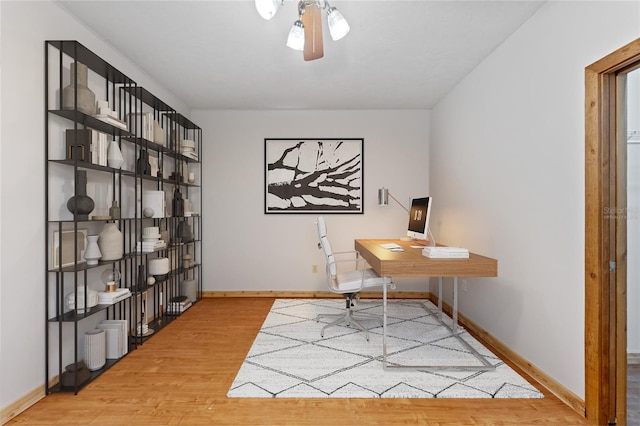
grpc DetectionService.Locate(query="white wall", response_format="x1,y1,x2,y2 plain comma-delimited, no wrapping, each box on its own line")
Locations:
191,110,430,293
430,0,640,399
0,0,190,410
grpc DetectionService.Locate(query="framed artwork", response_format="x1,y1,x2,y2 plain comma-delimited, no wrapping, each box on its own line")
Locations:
52,229,88,269
264,138,364,214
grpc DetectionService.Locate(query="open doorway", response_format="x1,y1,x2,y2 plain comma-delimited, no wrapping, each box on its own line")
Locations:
625,68,640,426
585,37,640,425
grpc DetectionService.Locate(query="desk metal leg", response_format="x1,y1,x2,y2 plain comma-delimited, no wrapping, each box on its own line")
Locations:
382,279,388,369
438,277,443,321
382,276,495,372
453,277,458,335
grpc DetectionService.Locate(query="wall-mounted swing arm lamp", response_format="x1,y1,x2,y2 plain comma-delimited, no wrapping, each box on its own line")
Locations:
378,187,409,213
378,187,436,246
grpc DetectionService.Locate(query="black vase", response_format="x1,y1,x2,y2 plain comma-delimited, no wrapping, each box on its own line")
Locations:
66,170,94,220
136,150,151,175
135,264,146,292
172,188,184,217
177,219,193,243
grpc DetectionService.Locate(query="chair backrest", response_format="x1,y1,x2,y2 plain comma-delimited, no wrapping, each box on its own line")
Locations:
316,217,337,277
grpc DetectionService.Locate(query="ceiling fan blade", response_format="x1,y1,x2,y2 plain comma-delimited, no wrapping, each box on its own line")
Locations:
302,3,324,61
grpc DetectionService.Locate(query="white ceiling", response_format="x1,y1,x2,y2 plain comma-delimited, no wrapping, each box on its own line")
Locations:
55,0,545,110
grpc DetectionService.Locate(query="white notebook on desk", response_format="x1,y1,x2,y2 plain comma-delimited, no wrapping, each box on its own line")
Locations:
380,243,402,250
422,246,469,259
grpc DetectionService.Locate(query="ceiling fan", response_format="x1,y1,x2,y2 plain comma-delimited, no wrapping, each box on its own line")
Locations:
255,0,350,61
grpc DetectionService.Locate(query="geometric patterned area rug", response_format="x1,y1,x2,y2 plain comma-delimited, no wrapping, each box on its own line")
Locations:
227,299,544,399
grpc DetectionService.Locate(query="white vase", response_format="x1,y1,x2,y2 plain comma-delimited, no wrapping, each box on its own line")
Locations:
83,235,101,265
85,329,106,371
107,141,124,169
98,222,123,261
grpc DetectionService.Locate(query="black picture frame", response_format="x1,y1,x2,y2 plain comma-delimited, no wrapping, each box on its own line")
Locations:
264,138,364,214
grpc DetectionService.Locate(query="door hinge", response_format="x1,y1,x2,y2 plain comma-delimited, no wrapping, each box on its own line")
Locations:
609,261,616,272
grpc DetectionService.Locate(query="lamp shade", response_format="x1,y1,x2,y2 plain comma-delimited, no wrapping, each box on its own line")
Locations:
286,20,305,51
327,7,350,41
255,0,281,20
378,188,389,206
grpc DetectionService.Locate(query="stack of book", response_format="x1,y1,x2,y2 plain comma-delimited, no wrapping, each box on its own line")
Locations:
167,295,192,314
97,319,128,359
97,288,132,305
136,240,166,253
181,139,198,160
127,112,154,140
92,101,127,130
136,321,153,336
422,246,469,259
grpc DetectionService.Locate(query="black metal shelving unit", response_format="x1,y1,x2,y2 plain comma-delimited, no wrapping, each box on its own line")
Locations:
45,40,202,394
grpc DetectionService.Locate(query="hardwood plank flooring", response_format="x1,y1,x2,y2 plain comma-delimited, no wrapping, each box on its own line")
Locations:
7,298,590,425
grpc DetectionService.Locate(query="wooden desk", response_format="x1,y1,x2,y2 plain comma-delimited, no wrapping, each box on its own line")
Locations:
354,239,498,370
355,239,497,278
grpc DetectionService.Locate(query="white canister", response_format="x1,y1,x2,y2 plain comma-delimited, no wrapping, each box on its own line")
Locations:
148,257,170,275
85,329,106,371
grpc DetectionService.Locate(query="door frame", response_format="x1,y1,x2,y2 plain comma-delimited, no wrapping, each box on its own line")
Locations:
585,37,640,425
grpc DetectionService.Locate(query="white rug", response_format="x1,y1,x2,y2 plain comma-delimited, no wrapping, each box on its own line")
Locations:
227,299,544,399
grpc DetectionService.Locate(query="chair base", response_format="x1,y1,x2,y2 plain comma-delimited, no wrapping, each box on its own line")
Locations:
316,304,381,341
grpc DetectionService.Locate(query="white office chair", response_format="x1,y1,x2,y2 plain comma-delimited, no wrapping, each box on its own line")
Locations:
315,216,394,341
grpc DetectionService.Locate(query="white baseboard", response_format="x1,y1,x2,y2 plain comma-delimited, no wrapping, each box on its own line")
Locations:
629,353,640,364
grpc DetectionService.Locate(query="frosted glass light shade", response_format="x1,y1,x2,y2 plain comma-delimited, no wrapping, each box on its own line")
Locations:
327,7,350,41
286,20,305,51
101,268,121,286
255,0,281,20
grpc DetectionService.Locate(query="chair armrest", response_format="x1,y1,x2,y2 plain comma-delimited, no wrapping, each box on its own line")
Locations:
332,251,369,270
332,250,359,257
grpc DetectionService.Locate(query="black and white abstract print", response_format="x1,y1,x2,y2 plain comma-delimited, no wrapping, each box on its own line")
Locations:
265,138,364,213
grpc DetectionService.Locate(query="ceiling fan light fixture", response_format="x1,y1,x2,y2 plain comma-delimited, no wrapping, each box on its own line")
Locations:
257,0,349,59
286,20,305,51
327,6,350,41
255,0,281,20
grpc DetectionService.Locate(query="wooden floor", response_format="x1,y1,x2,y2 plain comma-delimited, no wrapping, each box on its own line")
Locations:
8,298,591,425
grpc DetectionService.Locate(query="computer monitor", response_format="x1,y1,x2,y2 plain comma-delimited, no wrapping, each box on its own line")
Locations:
407,197,432,241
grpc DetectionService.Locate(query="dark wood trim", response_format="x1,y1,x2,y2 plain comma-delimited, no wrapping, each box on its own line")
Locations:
585,37,640,425
615,74,629,426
